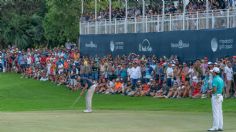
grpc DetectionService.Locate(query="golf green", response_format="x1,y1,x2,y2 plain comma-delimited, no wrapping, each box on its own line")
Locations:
0,73,235,131
0,110,235,132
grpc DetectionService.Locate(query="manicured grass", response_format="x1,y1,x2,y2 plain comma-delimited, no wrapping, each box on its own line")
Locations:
0,110,236,132
0,73,236,112
0,73,236,132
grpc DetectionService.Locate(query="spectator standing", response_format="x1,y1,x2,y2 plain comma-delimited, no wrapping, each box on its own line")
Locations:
80,62,85,78
224,61,233,97
201,57,209,78
18,52,26,73
144,63,153,83
130,63,142,87
91,62,99,81
127,63,132,81
1,50,6,72
84,60,91,78
99,61,105,78
188,63,195,85
120,64,128,83
70,65,79,91
166,63,174,89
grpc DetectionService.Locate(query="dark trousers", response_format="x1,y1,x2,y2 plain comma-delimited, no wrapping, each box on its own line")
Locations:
167,78,173,88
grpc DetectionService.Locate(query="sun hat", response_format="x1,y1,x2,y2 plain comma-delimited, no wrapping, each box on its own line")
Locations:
212,67,220,73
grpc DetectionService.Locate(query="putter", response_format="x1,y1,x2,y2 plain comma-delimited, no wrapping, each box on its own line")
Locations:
70,88,88,108
70,95,82,108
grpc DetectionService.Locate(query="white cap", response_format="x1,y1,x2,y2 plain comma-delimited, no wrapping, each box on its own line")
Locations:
213,67,220,73
208,62,212,65
192,76,198,83
192,76,198,80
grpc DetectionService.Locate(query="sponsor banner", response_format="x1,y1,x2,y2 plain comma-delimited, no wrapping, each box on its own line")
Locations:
211,38,233,52
110,41,124,52
139,39,153,52
171,40,190,49
79,28,236,61
85,41,97,48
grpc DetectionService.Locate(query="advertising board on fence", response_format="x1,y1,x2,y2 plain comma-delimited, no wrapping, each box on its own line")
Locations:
80,28,236,61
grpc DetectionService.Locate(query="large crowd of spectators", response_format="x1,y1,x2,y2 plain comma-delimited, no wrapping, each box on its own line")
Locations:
0,46,236,99
81,0,236,22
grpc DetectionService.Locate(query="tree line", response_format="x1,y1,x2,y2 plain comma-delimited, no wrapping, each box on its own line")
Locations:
0,0,81,49
0,0,159,49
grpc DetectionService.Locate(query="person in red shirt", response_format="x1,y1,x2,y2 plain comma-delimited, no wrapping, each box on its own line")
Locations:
192,77,202,98
69,50,75,60
140,82,150,96
40,55,47,67
64,60,70,72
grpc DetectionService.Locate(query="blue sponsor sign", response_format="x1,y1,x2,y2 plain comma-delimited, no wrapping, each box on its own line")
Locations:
80,28,236,61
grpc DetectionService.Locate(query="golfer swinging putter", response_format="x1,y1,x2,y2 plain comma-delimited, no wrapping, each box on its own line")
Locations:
78,76,97,113
208,67,224,131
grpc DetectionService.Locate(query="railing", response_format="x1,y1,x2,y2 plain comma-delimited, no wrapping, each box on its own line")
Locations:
80,9,236,35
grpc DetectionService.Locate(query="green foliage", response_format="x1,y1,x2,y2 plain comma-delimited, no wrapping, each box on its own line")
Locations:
0,0,164,48
0,0,46,48
0,0,81,48
43,0,81,44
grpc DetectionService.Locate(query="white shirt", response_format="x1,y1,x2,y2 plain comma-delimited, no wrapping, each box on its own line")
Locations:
47,63,51,74
35,57,39,64
166,67,173,78
107,81,114,88
130,66,141,79
58,63,64,74
40,77,48,81
188,68,194,78
27,57,32,65
224,66,233,81
127,67,132,76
